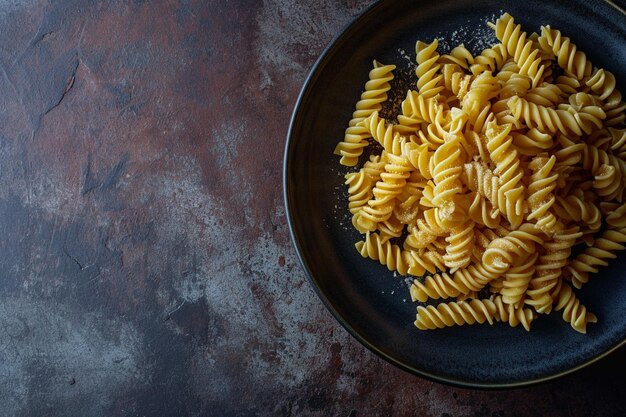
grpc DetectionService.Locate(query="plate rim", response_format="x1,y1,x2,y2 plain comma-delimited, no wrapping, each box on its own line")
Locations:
283,0,626,389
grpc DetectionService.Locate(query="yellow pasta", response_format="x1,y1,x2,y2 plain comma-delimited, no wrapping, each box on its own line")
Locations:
334,60,395,166
334,12,626,334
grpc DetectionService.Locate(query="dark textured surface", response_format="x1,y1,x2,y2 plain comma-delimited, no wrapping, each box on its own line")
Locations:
0,0,624,416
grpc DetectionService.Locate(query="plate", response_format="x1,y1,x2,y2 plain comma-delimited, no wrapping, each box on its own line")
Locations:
283,0,626,387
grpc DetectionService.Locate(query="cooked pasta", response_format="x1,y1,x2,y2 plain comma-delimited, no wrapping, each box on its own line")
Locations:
334,12,626,334
334,60,395,166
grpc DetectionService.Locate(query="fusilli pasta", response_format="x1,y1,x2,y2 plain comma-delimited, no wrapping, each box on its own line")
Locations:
334,12,626,335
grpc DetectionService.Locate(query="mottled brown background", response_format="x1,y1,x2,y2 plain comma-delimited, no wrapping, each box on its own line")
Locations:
0,0,625,416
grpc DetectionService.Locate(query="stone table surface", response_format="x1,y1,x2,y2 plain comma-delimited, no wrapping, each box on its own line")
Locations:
1,0,625,416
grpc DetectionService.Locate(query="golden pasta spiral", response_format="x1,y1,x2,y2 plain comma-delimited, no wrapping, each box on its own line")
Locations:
609,127,626,159
551,194,601,232
470,44,508,76
415,39,445,98
566,228,626,289
462,72,500,123
468,191,501,229
404,208,448,251
360,110,405,156
554,282,597,334
444,219,475,272
525,83,564,107
355,232,410,275
485,121,526,228
393,177,423,224
439,44,475,70
414,299,498,330
606,201,626,228
354,153,412,232
482,224,544,276
500,252,538,307
554,73,582,95
603,90,626,127
405,248,446,276
526,155,558,233
581,143,623,201
397,90,447,134
586,67,616,101
553,134,585,167
538,26,592,80
441,63,473,101
345,155,386,214
378,216,404,242
334,61,395,166
492,295,537,331
511,128,553,155
526,227,580,314
402,141,433,179
410,272,467,302
431,131,464,214
507,95,603,136
490,13,546,88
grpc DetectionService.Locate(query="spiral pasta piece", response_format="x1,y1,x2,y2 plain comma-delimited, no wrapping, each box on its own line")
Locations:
393,176,424,224
586,67,616,101
538,26,592,80
431,122,465,219
402,142,433,179
360,111,405,156
485,121,526,228
489,13,546,88
526,155,558,233
404,248,446,276
441,64,473,101
491,295,537,331
463,162,503,214
354,153,412,232
482,223,544,277
414,299,498,330
410,272,467,302
397,90,446,134
468,191,501,228
404,208,448,251
415,39,445,98
444,219,475,272
603,90,626,127
526,226,580,314
554,282,597,334
581,143,623,201
609,127,626,159
605,201,626,228
511,128,553,155
355,232,410,275
553,134,585,168
566,228,626,289
525,83,564,107
462,72,500,124
345,155,386,215
334,61,395,166
439,44,474,70
507,95,600,136
470,43,508,76
500,252,537,307
551,194,601,232
378,216,404,243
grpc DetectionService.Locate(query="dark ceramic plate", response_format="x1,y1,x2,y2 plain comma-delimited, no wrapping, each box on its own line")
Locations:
284,0,626,387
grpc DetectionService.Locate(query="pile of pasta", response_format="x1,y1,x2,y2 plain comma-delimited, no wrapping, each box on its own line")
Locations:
333,13,626,334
